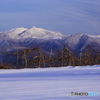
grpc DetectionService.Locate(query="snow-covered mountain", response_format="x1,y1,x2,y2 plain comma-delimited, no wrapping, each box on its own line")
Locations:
75,34,100,52
0,27,65,39
0,27,100,53
62,33,83,49
63,33,100,53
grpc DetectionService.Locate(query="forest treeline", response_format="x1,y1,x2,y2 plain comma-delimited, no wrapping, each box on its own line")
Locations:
0,46,100,69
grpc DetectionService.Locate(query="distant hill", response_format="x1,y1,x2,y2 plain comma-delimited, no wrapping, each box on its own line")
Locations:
0,27,100,53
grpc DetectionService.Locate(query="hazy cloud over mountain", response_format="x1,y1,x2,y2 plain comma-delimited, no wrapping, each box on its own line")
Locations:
0,0,100,35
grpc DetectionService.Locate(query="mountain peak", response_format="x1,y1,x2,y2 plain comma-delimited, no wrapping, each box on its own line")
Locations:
5,27,28,39
29,26,44,30
20,27,65,39
7,27,28,33
1,27,65,39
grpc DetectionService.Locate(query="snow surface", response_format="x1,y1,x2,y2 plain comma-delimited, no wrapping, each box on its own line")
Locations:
0,65,100,100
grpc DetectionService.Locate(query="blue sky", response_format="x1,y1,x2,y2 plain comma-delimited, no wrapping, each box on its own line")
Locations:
0,0,100,35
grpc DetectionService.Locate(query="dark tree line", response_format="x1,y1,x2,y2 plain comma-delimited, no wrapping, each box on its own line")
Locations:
0,46,100,69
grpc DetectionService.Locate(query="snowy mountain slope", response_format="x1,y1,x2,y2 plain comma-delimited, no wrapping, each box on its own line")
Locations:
75,34,100,52
0,65,100,100
0,37,24,51
0,27,100,54
62,33,83,51
19,27,65,39
0,27,65,52
88,35,100,44
2,27,27,39
0,27,65,39
63,33,100,53
41,40,63,52
89,35,100,38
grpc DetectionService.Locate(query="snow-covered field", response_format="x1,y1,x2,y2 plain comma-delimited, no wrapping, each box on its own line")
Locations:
0,65,100,100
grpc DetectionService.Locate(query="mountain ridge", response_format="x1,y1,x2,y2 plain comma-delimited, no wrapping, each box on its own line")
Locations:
0,27,66,39
0,27,100,53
